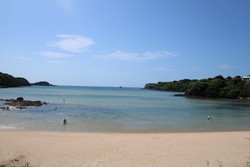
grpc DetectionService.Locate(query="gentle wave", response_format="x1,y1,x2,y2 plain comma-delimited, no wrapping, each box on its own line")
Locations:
0,125,19,130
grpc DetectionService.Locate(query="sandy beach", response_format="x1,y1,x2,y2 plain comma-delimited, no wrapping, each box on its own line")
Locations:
0,131,250,167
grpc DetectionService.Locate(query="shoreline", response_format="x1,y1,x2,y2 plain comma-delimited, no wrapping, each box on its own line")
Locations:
1,130,250,167
184,95,250,102
171,93,250,103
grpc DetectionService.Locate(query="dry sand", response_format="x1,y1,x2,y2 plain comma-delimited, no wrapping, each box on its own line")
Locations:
0,131,250,167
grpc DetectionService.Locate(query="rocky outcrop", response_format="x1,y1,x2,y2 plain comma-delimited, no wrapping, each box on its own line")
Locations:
173,94,185,97
1,97,48,109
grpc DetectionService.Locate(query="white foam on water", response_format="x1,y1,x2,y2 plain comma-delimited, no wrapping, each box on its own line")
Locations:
0,125,18,130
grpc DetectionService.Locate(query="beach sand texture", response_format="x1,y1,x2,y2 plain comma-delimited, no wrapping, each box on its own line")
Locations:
0,131,250,167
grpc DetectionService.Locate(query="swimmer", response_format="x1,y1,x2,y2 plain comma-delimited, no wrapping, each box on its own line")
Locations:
63,119,67,124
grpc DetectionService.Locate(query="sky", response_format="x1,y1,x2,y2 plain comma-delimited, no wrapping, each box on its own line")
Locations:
0,0,250,87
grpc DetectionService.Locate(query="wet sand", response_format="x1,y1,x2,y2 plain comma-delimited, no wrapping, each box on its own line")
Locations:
0,131,250,167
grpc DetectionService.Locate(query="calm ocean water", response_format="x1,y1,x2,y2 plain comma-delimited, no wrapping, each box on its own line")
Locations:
0,86,250,133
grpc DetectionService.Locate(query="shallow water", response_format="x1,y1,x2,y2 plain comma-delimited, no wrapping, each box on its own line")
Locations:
0,86,250,132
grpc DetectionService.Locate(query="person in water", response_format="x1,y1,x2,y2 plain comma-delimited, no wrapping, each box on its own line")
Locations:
208,115,211,120
63,119,67,125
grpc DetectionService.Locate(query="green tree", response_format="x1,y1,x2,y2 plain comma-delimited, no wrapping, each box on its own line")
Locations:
185,81,208,97
0,72,31,87
206,78,226,98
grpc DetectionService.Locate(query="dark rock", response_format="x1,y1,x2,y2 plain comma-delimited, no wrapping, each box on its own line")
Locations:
16,106,27,109
16,97,24,102
173,94,185,97
0,106,10,110
3,98,47,109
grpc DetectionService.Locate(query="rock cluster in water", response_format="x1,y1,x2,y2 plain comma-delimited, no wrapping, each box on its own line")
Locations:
0,97,48,110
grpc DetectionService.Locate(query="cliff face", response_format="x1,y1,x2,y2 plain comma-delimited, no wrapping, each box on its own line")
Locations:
0,72,31,88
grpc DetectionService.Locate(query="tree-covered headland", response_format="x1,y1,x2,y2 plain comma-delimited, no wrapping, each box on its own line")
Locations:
0,72,54,88
145,75,250,99
0,72,30,87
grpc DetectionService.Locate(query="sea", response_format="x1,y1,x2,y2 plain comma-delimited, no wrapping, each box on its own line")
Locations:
0,86,250,133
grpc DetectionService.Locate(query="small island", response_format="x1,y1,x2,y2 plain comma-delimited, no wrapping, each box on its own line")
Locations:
31,81,54,86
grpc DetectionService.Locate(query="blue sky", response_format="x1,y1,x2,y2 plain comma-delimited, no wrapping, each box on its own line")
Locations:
1,0,249,87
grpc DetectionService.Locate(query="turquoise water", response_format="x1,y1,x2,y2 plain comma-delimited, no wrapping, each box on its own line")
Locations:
0,86,250,132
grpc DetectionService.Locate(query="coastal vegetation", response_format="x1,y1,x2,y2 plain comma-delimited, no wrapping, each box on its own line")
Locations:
145,79,197,92
31,81,54,86
145,75,250,99
0,72,30,88
0,72,53,88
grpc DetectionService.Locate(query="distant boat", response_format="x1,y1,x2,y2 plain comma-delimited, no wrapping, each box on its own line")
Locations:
119,86,122,88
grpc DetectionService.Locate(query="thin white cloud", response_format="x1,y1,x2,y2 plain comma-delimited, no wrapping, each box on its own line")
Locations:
41,51,74,58
48,34,93,53
218,64,234,69
96,50,176,62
